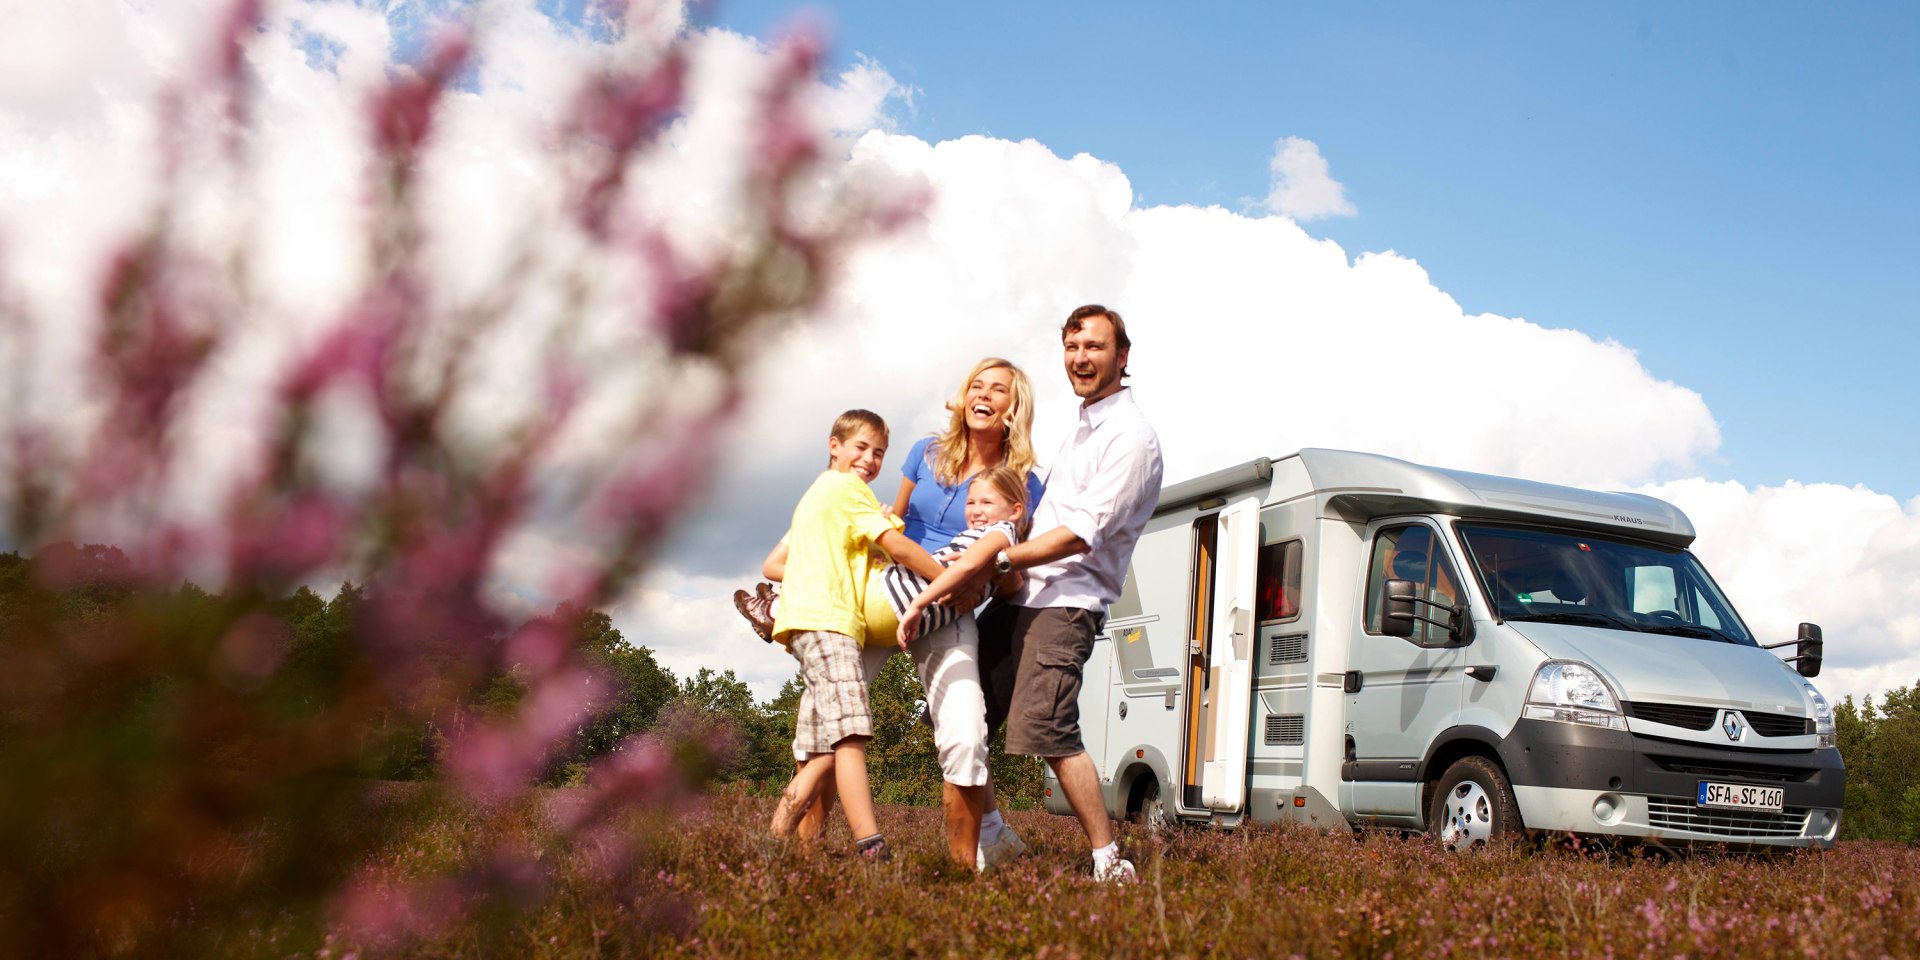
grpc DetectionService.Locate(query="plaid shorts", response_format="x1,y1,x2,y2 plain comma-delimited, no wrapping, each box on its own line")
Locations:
789,630,874,755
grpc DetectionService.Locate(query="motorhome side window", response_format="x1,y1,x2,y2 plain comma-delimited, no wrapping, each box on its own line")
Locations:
1363,525,1461,646
1256,540,1303,623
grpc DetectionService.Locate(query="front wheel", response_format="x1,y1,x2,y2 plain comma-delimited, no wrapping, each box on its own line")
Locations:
1428,755,1521,852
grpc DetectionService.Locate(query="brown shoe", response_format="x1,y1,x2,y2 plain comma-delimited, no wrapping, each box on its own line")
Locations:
733,588,775,642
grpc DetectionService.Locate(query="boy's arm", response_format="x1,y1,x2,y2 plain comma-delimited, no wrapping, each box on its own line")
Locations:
896,529,1014,644
875,529,942,580
890,478,915,518
762,542,789,581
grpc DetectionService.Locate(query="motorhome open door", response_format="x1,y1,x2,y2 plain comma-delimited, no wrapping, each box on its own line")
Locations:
1200,496,1260,811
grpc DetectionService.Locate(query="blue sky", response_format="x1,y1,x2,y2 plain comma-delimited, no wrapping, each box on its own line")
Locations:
710,1,1919,497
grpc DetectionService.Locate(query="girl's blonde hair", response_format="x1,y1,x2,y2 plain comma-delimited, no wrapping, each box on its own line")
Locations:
972,463,1032,539
931,358,1036,487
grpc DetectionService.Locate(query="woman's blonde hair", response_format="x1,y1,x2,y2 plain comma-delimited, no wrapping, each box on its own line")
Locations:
931,357,1036,487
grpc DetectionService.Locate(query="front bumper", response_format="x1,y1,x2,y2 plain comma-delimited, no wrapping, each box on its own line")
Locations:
1497,718,1844,847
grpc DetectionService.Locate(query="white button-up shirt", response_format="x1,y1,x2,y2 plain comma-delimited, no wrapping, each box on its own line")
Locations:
1018,386,1164,612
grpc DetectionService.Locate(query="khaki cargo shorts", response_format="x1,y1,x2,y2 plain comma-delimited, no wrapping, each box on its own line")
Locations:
981,605,1102,759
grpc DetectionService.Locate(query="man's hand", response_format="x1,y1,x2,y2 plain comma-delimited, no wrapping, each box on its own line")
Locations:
991,570,1026,598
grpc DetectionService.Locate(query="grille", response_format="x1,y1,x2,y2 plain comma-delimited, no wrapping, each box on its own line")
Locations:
1743,712,1814,738
1627,702,1811,738
1264,714,1304,746
1646,797,1809,839
1649,757,1814,784
1626,702,1715,729
1267,633,1308,665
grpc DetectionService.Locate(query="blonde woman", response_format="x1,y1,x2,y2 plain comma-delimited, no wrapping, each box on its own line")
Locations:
888,357,1044,870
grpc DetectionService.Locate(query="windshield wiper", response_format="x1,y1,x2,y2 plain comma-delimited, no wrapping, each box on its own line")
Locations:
1638,622,1742,645
1507,610,1640,631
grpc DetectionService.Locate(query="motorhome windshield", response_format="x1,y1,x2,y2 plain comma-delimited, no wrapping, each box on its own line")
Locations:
1456,522,1755,646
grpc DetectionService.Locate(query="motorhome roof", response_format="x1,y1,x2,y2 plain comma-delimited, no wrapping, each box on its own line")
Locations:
1157,448,1696,547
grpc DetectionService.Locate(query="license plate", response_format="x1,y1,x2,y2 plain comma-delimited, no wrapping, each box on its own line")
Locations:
1697,781,1783,811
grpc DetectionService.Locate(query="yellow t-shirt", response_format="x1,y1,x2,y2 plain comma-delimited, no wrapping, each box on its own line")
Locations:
772,470,903,646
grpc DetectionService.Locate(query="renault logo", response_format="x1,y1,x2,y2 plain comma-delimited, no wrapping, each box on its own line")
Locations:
1722,711,1745,741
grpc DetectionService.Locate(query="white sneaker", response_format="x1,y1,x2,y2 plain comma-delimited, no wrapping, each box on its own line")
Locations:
1093,856,1137,883
975,825,1029,872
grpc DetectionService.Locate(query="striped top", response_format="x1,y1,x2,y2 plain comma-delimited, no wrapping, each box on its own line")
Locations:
881,519,1021,635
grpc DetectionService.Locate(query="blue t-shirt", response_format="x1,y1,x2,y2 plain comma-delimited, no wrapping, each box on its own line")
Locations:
898,435,1046,552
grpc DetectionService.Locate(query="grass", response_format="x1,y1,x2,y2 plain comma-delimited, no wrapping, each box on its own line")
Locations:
291,785,1920,959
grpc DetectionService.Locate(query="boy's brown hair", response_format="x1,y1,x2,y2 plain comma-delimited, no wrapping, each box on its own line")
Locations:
831,409,888,443
826,409,888,468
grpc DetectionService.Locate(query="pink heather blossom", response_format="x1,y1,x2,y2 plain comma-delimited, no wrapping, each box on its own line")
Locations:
0,3,912,953
504,619,572,679
370,33,472,158
218,611,292,683
211,0,262,151
229,494,349,584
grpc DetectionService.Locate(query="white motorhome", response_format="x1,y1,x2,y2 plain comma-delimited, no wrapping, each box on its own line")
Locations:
1042,449,1842,849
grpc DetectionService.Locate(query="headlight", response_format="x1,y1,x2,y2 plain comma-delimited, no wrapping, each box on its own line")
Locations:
1524,661,1626,731
1803,680,1836,748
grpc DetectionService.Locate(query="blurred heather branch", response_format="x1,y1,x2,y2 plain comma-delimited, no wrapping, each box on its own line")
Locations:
0,2,915,955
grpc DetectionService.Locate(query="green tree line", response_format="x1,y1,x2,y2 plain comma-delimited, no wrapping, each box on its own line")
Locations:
0,546,1049,807
1834,686,1920,841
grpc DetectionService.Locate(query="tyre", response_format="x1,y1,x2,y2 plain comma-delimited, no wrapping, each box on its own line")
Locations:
1128,773,1169,830
1427,755,1521,852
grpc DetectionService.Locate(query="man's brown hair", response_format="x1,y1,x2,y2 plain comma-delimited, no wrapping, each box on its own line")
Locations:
1062,304,1130,377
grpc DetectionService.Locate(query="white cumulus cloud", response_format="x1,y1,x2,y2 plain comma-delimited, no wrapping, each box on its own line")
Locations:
1644,479,1920,704
1263,135,1356,221
5,4,1912,708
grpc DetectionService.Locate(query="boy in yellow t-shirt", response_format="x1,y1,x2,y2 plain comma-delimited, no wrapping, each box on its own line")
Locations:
768,409,941,861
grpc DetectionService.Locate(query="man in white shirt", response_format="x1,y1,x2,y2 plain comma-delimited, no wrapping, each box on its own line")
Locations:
927,304,1163,882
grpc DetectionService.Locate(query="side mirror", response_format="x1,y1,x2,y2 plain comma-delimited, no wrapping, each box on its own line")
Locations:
1378,578,1474,644
1765,622,1824,677
1380,578,1416,637
1794,622,1823,678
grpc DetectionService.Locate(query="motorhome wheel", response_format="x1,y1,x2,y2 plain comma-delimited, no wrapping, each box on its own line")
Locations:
1429,756,1521,852
1127,775,1169,830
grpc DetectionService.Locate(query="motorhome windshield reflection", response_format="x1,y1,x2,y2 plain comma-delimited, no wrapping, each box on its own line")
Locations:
1456,522,1755,645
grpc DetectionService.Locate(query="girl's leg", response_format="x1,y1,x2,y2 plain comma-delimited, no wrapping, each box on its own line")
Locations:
911,616,990,865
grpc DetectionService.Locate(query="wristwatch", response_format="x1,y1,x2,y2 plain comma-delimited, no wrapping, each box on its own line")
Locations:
994,549,1013,575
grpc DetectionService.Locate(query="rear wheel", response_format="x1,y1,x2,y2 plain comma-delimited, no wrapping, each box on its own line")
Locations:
1428,755,1521,852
